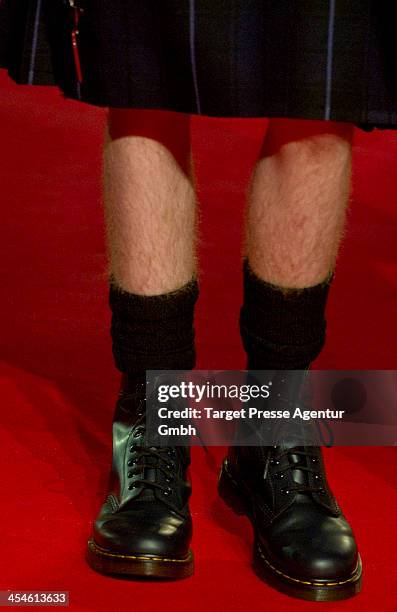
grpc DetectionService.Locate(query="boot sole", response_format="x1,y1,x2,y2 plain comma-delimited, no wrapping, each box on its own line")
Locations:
218,459,362,601
86,539,194,580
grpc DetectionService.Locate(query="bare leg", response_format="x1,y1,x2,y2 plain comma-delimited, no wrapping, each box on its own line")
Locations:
103,109,198,295
245,118,354,289
88,115,198,583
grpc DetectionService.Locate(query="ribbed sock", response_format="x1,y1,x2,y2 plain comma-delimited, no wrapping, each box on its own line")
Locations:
108,276,199,388
239,259,332,370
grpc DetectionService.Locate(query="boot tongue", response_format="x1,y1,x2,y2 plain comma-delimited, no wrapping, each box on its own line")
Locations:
287,448,312,503
134,449,160,501
277,421,318,503
271,370,318,501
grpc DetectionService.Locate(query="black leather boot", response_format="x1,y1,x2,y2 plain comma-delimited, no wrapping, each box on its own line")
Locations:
218,372,362,601
86,374,193,579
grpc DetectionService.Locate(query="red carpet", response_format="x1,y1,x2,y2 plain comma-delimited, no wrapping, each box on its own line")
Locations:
0,71,396,611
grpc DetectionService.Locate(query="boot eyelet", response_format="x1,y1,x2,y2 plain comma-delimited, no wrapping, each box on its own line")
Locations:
318,487,326,495
311,458,319,464
166,476,173,483
128,483,138,491
167,449,176,457
270,459,280,466
129,444,137,452
163,487,173,496
166,463,173,470
133,427,144,438
275,472,285,479
281,488,291,495
314,474,322,480
127,458,136,467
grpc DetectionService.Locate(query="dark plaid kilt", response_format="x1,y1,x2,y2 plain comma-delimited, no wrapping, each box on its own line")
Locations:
1,0,397,131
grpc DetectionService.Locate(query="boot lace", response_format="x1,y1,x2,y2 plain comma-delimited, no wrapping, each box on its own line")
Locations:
120,393,178,495
269,446,326,496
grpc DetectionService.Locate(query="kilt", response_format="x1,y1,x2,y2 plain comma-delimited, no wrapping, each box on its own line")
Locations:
1,0,397,131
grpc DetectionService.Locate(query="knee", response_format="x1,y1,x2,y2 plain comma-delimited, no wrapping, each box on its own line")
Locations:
260,118,354,159
107,108,192,173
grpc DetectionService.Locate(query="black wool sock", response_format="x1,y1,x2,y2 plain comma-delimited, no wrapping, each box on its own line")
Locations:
108,276,199,387
239,259,333,370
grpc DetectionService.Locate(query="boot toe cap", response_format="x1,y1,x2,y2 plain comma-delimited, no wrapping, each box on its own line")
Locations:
265,511,359,582
93,508,192,559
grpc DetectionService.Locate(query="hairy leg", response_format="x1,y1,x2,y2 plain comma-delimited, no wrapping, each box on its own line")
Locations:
103,109,198,295
245,118,354,290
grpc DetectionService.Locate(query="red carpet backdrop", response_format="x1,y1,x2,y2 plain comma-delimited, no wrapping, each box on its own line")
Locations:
0,71,396,611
